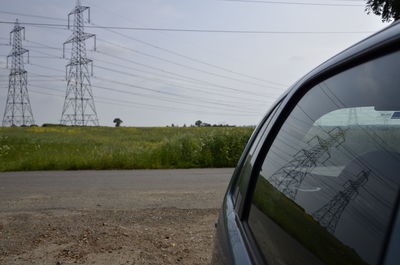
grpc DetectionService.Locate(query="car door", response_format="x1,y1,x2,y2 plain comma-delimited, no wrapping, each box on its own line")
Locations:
211,98,285,265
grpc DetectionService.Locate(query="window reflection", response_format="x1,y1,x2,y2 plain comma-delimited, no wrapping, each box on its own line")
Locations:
267,127,346,201
312,169,370,234
248,51,400,265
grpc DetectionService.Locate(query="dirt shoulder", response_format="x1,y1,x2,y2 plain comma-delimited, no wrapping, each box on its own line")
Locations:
0,169,232,265
0,208,218,265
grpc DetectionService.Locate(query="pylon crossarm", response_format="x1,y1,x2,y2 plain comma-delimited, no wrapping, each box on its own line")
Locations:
68,5,90,29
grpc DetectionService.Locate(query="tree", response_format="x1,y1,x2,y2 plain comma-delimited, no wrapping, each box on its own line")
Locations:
366,0,400,22
195,120,202,127
113,118,123,127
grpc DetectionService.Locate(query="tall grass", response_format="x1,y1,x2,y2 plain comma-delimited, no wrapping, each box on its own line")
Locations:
0,126,254,171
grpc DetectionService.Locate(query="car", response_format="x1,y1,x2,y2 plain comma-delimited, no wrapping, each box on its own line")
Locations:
211,20,400,265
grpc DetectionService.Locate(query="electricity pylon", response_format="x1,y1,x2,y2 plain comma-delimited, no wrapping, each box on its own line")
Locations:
268,127,346,201
60,0,99,126
313,169,370,234
2,19,35,127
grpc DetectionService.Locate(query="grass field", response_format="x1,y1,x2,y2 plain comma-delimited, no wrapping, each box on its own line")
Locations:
0,126,254,172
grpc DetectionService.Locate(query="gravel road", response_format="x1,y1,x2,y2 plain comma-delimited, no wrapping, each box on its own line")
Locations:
0,168,233,265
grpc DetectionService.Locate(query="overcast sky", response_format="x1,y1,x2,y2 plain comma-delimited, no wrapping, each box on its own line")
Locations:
0,0,389,126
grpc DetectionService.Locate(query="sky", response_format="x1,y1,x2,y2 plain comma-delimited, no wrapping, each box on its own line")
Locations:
0,0,390,127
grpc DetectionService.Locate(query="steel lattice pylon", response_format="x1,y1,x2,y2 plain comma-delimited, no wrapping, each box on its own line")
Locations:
268,127,346,201
313,170,370,234
2,19,35,127
60,0,98,126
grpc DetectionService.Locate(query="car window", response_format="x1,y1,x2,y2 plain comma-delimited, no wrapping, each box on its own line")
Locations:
232,102,282,209
247,50,400,265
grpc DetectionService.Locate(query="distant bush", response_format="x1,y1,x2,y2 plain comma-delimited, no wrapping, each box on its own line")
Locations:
157,129,250,168
42,123,67,127
0,126,254,171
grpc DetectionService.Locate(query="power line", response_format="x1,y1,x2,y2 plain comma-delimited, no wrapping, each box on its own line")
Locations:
94,79,260,113
94,83,260,114
0,10,66,21
23,37,286,91
18,48,274,105
94,55,280,100
0,21,374,34
19,45,66,50
28,85,258,117
0,8,295,89
0,9,368,88
94,58,270,105
92,75,262,113
96,38,283,90
10,42,280,105
24,72,264,114
86,49,284,97
0,54,62,59
25,39,68,52
24,39,285,97
29,71,64,78
30,62,65,73
92,23,287,87
92,64,272,110
220,0,364,7
21,46,277,104
89,3,286,86
0,10,372,91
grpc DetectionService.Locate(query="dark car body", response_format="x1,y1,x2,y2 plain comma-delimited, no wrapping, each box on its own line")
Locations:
211,21,400,265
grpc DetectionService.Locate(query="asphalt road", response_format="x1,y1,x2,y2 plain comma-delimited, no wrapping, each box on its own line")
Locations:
0,168,233,212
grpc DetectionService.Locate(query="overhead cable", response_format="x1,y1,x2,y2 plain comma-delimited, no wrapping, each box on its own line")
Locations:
0,21,373,34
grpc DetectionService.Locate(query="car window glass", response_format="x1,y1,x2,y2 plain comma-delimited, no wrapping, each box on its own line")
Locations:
233,102,281,209
248,50,400,265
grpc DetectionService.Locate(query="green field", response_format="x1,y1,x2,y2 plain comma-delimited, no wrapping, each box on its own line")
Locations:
0,126,254,172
